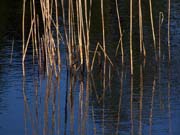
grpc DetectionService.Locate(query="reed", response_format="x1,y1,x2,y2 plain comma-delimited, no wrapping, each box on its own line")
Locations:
139,0,143,57
168,0,171,63
130,0,133,75
149,0,157,61
22,0,171,81
22,0,26,76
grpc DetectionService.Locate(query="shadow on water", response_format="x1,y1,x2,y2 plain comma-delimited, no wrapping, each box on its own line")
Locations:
0,0,180,135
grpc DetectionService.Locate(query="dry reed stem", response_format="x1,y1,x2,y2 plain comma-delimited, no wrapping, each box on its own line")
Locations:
130,0,133,75
84,0,90,72
139,0,143,57
101,0,107,93
101,0,106,58
149,0,157,61
22,0,26,76
76,0,84,67
32,0,38,59
168,0,171,63
22,19,35,63
55,0,61,71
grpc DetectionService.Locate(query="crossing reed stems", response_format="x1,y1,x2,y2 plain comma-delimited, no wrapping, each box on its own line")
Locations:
115,0,124,64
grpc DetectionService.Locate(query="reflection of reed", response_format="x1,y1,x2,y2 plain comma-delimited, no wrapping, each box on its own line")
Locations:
23,69,62,135
78,78,84,135
130,76,134,135
92,104,97,135
22,77,28,135
116,68,124,135
69,71,75,135
57,74,61,135
158,12,164,61
168,66,172,135
139,64,143,135
44,70,52,135
149,77,156,135
23,77,38,135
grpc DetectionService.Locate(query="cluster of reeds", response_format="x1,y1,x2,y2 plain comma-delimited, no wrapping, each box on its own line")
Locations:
22,0,61,77
22,0,171,77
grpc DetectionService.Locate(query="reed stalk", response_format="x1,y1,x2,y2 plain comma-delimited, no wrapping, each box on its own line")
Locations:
130,0,133,75
55,0,61,71
22,0,26,76
101,0,106,58
168,0,171,63
139,0,143,57
149,0,157,61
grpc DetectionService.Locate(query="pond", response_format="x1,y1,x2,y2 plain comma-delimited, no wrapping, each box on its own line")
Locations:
0,0,180,135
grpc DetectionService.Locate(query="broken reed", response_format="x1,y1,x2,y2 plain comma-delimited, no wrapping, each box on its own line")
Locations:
22,0,171,77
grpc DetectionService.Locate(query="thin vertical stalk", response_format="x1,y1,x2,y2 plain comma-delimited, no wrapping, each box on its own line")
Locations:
168,0,171,63
55,0,61,71
84,0,90,72
101,0,106,93
22,0,26,76
130,0,133,75
149,0,157,61
139,0,143,57
77,0,84,66
101,0,106,57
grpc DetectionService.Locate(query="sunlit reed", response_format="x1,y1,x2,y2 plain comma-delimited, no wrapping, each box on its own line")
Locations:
139,0,143,57
168,0,171,63
130,0,133,75
149,0,157,61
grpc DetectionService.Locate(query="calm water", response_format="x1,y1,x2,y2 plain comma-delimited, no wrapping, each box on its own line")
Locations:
0,0,180,135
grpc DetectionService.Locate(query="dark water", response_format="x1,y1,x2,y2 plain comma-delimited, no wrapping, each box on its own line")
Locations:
0,0,180,135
